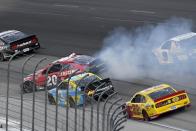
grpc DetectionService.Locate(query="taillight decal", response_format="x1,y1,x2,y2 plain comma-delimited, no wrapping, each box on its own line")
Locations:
31,37,37,44
11,43,17,50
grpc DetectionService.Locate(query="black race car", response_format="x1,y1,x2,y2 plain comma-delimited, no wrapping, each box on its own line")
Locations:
0,30,40,61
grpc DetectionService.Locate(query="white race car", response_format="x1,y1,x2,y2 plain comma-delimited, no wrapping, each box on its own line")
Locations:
153,32,196,64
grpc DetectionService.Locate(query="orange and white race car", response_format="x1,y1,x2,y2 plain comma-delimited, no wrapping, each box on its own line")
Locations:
124,84,191,120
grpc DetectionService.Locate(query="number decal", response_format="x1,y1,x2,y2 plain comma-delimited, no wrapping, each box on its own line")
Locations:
130,104,141,115
47,75,58,86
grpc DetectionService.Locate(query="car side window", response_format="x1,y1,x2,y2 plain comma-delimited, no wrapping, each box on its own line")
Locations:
161,41,171,49
131,94,146,103
140,95,146,103
68,64,76,70
131,94,141,103
48,64,62,74
63,64,70,70
0,40,5,46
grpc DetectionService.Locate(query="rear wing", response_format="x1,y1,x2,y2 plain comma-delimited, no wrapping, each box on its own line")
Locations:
154,90,186,103
10,35,38,50
86,78,114,95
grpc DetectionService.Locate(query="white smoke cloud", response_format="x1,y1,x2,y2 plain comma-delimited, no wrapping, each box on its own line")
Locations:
97,17,193,81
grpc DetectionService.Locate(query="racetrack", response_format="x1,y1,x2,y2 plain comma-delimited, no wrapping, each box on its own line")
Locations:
1,0,196,130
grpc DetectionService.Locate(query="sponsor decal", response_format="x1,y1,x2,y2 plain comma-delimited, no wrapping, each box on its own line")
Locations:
172,97,179,102
17,41,31,48
60,70,77,76
96,85,113,92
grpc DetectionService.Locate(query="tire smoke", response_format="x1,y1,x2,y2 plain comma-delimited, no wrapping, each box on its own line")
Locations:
96,17,193,81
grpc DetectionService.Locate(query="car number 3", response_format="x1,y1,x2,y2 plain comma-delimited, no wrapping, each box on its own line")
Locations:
47,75,58,86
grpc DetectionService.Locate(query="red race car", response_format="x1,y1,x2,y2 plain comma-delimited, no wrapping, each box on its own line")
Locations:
22,53,105,93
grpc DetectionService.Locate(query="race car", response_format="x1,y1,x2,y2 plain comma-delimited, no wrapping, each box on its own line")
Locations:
0,30,40,61
48,72,114,107
22,53,105,93
153,32,196,64
124,84,191,120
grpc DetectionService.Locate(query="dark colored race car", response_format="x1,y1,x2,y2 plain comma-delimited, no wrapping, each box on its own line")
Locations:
22,53,105,93
0,30,40,61
48,72,115,107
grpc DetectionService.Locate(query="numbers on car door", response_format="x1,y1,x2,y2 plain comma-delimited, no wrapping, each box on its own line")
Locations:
47,75,58,86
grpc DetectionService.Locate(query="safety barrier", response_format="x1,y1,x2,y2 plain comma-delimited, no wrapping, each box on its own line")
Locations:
0,54,127,131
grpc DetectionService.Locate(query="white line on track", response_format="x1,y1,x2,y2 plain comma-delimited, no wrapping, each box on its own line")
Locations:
0,116,20,126
148,121,190,131
0,116,30,131
94,16,152,23
54,4,79,8
129,10,156,14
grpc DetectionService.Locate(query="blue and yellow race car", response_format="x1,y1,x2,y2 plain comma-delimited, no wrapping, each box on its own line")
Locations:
48,72,114,107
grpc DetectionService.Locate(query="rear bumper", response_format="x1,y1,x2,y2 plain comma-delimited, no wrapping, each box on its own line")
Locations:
2,43,40,58
151,103,191,119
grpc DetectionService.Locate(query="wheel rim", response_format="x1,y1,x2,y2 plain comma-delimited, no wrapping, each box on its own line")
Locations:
48,94,56,104
143,111,149,121
0,53,4,61
69,98,75,108
23,81,34,93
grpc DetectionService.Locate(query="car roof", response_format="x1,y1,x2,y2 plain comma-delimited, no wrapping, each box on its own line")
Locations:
138,84,172,95
52,53,94,64
170,32,196,42
63,72,99,82
0,30,21,37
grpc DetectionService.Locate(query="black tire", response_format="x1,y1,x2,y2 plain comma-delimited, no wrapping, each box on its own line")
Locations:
48,94,56,105
180,105,189,111
0,53,5,62
69,97,76,108
22,81,36,93
142,110,150,121
93,95,99,101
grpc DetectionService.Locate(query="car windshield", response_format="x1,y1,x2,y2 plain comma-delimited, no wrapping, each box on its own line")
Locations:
179,36,196,50
148,87,176,101
73,55,94,65
0,31,27,43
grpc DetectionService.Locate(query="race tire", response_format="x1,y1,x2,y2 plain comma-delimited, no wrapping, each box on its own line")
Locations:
142,110,150,121
48,94,56,105
22,81,36,93
0,53,5,62
69,97,76,108
180,105,189,111
121,105,127,116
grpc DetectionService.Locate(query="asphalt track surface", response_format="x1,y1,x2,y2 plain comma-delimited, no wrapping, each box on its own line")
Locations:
0,0,196,131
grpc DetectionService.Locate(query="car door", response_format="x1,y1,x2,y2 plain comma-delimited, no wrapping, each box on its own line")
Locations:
46,63,63,86
154,41,173,64
172,41,188,61
129,94,146,118
35,64,63,87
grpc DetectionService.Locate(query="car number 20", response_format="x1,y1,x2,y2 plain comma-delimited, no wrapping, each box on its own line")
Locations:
47,75,58,86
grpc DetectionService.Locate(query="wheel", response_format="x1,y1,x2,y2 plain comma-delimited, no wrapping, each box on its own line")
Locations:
22,81,36,93
0,53,5,62
69,97,76,108
48,94,56,105
121,105,127,115
142,110,150,121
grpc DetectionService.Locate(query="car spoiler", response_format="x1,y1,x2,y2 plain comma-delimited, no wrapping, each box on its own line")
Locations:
9,35,38,50
87,78,113,92
154,90,186,103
